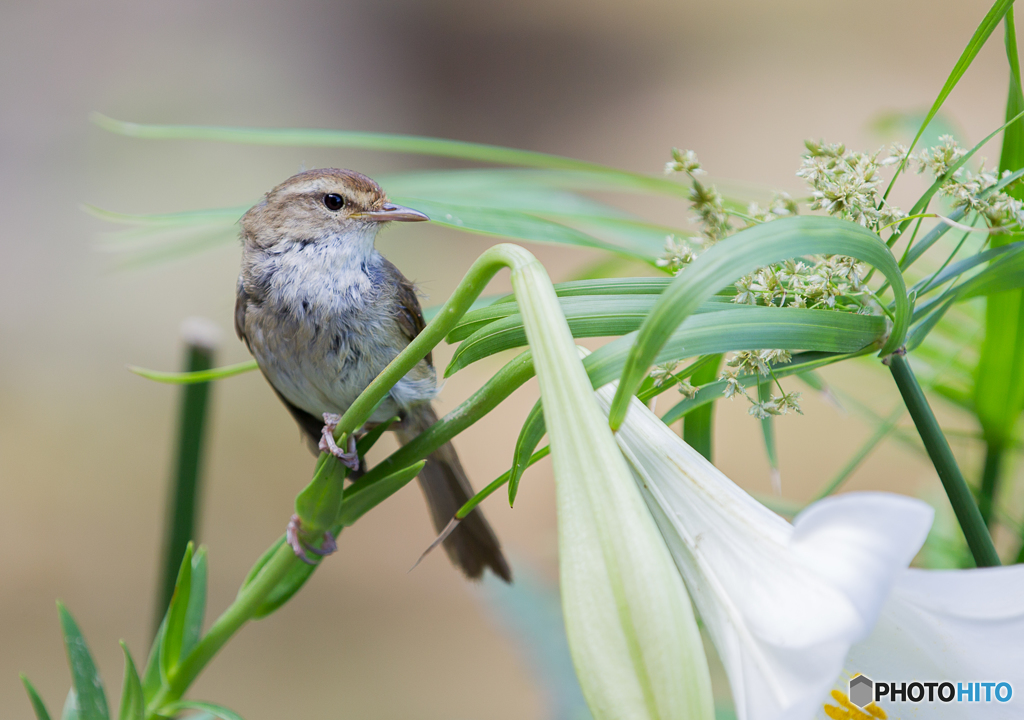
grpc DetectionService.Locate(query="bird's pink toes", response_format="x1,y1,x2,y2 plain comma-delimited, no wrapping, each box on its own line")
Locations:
318,413,360,470
286,514,336,565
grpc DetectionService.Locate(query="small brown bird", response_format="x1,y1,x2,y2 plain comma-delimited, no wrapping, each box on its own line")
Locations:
235,168,511,581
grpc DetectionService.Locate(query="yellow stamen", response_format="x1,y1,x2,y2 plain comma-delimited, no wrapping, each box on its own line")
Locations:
822,690,888,719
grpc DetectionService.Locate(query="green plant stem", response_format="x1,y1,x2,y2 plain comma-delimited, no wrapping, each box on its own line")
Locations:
142,245,543,717
146,544,297,719
332,244,542,442
682,355,721,462
887,352,1001,567
979,440,1005,528
156,338,215,634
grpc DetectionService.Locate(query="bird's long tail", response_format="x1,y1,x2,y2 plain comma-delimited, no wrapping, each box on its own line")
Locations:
395,404,512,582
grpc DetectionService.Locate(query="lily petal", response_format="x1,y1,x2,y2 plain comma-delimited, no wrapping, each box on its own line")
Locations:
599,390,933,720
825,565,1024,718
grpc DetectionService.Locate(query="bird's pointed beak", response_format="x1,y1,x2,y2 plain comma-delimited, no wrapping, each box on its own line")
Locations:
357,202,429,223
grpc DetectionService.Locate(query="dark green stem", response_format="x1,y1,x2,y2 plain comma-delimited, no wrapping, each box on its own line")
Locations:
887,352,1000,567
156,333,216,633
979,440,1005,528
682,355,721,462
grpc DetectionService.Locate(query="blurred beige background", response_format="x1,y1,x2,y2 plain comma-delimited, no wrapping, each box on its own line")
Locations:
0,0,1015,718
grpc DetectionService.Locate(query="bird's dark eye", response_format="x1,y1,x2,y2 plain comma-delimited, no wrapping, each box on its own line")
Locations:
323,193,345,211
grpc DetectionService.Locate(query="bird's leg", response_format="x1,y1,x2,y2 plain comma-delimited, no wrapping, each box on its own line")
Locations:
286,514,338,565
318,412,360,470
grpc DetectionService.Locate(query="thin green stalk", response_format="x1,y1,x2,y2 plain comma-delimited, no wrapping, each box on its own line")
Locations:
146,543,297,719
682,355,721,462
332,245,545,442
887,352,1001,567
979,441,1005,528
156,333,216,633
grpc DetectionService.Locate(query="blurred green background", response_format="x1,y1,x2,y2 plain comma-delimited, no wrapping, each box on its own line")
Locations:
0,0,1014,717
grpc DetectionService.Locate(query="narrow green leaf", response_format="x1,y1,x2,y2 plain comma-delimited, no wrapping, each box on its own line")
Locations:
140,618,164,703
164,700,244,720
57,603,110,720
900,167,1024,269
999,8,1024,183
181,548,207,660
355,351,536,490
83,203,244,227
956,240,1024,298
446,296,725,373
910,240,1024,296
888,0,1014,183
448,293,726,345
681,355,722,462
509,401,546,507
92,114,688,198
337,461,426,527
116,643,144,720
892,111,1024,252
20,674,53,720
608,216,909,429
974,6,1024,449
391,197,660,261
460,447,551,519
757,381,780,489
490,277,674,305
355,416,398,456
907,296,957,351
159,543,193,681
127,360,257,384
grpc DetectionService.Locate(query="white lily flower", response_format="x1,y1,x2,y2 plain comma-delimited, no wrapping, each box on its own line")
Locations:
596,388,934,720
822,565,1024,719
508,252,715,719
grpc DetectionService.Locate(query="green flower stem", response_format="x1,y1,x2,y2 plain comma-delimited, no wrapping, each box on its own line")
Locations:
354,350,535,489
887,352,1001,567
979,441,1005,528
146,543,297,719
156,334,216,634
332,244,544,442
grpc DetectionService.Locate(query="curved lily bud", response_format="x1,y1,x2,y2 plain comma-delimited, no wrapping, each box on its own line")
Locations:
511,258,714,720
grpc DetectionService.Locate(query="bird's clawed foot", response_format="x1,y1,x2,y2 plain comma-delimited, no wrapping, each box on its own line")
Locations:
318,412,360,470
286,514,338,565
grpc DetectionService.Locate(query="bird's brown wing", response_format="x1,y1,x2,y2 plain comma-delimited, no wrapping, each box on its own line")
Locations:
381,257,432,366
236,279,330,456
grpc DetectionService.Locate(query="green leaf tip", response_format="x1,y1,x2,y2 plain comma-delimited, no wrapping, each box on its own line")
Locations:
21,674,53,720
127,360,258,384
117,643,144,720
57,602,110,720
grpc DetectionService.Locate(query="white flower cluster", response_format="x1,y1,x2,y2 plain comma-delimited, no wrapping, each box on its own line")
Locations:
655,235,697,275
648,361,700,398
718,350,803,417
746,192,798,224
663,148,733,245
796,140,906,232
914,135,1024,229
732,255,869,311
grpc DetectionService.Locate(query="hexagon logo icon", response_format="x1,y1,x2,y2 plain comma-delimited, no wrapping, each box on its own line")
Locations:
849,674,874,708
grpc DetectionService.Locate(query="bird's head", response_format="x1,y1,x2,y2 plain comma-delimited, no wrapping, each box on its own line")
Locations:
240,168,428,252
